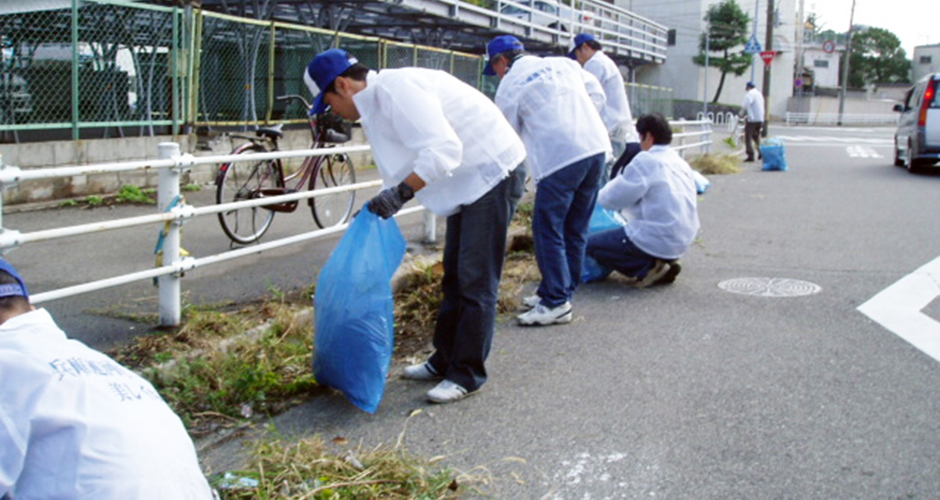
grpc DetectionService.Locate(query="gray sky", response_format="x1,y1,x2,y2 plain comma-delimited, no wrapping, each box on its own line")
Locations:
808,0,936,56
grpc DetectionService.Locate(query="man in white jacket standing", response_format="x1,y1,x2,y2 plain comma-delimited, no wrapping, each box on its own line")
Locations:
304,49,527,403
569,33,641,181
585,113,700,286
741,81,765,162
0,260,213,500
485,35,611,326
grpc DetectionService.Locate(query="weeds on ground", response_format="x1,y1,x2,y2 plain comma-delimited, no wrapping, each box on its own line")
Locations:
115,184,157,204
689,153,742,175
110,299,318,435
214,429,470,499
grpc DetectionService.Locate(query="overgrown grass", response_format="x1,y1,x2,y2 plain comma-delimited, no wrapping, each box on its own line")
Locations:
689,153,742,175
214,431,470,499
110,299,318,435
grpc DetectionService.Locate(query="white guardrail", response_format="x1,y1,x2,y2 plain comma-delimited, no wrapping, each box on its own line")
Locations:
0,142,437,327
785,112,899,126
671,119,714,157
0,119,710,327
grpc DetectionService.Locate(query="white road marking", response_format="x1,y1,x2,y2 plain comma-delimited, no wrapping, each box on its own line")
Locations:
858,256,940,363
775,135,892,144
846,145,883,158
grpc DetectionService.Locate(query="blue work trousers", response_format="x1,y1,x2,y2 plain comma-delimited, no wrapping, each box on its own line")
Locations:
427,166,526,392
533,153,605,308
586,227,659,280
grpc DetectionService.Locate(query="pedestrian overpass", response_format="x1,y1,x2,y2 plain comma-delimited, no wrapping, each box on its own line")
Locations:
197,0,668,69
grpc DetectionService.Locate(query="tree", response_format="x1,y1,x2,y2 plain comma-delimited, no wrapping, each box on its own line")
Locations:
847,27,910,88
692,0,752,104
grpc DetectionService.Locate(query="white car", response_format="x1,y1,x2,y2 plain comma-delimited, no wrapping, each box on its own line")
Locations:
499,0,587,32
893,73,940,172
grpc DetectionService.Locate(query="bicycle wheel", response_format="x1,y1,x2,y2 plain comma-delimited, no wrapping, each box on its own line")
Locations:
310,151,356,228
216,145,282,244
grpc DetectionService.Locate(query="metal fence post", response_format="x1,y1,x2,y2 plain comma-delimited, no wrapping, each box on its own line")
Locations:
157,142,182,326
423,210,437,243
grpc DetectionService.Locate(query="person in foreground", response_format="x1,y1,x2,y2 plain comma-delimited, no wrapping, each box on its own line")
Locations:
0,259,214,500
568,32,642,180
485,35,611,327
304,49,526,404
585,113,700,286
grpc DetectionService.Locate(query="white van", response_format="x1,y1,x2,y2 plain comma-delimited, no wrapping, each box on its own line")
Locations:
893,73,940,171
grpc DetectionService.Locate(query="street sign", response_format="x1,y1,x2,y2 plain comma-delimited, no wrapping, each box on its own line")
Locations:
744,35,762,54
760,50,776,65
822,40,836,53
795,78,803,88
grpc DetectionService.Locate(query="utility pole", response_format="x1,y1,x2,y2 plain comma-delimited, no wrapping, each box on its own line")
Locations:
760,0,773,137
837,0,857,126
704,29,709,118
750,0,760,82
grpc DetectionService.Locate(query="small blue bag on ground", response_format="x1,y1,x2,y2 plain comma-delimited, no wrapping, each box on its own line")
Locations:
582,204,627,283
760,138,788,171
313,208,406,413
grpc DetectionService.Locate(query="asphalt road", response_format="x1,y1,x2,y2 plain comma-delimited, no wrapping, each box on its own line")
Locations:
8,125,940,498
206,125,940,498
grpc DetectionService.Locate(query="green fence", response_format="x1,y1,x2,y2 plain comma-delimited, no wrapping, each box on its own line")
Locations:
0,0,672,143
0,0,185,141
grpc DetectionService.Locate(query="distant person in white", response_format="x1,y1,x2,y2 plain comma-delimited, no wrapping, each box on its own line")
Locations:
0,259,213,500
569,32,641,180
741,81,765,162
585,113,700,287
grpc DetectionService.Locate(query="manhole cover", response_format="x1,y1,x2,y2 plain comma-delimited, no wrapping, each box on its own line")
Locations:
717,277,822,297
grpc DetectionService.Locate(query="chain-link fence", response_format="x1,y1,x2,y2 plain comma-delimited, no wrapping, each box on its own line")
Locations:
0,1,183,142
1,1,672,143
627,82,673,118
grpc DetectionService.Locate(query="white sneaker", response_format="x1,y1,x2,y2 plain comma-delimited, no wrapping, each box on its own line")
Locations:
521,294,542,310
517,301,573,326
427,380,471,404
401,361,442,381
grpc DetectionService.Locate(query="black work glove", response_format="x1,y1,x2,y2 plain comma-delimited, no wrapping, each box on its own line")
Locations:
368,181,415,219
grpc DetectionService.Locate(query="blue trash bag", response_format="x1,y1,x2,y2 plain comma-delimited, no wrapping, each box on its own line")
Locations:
760,138,788,171
313,208,406,413
582,204,626,283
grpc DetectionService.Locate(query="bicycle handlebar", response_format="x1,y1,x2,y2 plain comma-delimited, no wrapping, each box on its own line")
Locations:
276,94,312,110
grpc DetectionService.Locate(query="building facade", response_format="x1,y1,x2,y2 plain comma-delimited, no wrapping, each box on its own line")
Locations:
616,0,797,119
913,44,940,83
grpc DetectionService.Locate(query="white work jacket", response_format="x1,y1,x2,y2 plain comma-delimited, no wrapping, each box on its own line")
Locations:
494,55,611,182
583,51,639,143
742,88,765,123
0,309,214,500
597,145,700,260
353,68,526,217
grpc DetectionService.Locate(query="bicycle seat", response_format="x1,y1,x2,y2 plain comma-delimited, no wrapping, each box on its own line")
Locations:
325,128,349,144
255,126,284,140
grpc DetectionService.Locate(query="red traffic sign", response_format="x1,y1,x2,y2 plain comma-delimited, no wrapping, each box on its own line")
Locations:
760,50,776,65
822,40,836,53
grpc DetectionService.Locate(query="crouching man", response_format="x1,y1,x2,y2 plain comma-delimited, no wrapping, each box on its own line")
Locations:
585,113,700,286
0,259,214,500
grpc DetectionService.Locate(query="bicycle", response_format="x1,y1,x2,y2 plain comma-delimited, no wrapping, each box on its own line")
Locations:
215,94,357,244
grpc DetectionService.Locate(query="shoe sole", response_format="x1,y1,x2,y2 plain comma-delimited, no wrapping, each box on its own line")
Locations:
517,311,573,326
636,261,671,288
427,388,476,404
654,262,682,286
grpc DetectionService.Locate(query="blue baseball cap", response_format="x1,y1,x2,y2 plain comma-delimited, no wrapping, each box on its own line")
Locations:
484,35,524,76
568,33,596,59
746,81,756,88
0,259,28,300
304,48,359,115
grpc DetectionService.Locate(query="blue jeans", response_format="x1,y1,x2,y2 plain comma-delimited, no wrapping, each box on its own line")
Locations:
586,227,658,280
427,166,526,391
533,153,605,308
